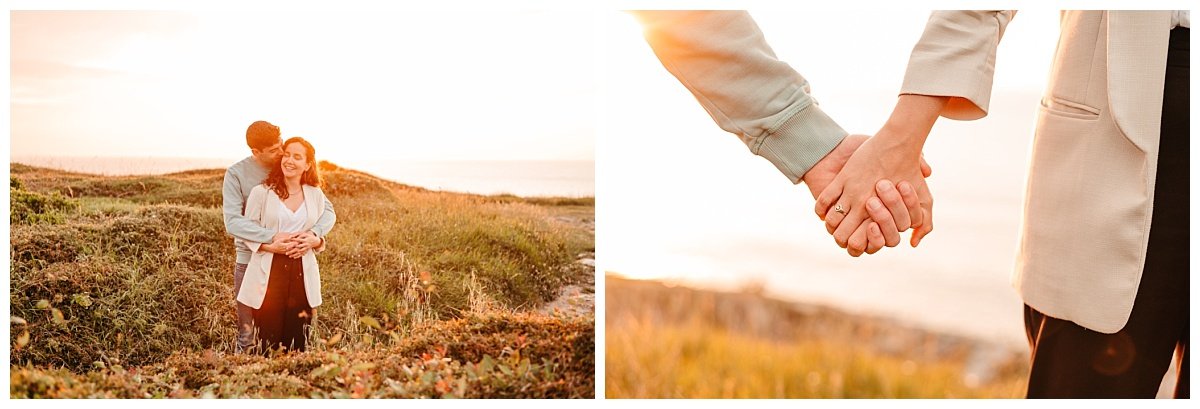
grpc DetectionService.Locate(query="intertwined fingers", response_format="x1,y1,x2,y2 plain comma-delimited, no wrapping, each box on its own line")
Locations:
865,223,885,254
831,205,868,249
875,180,911,232
900,180,934,247
865,196,900,247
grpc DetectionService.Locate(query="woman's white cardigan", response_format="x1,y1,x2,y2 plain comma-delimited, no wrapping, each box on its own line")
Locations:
235,184,327,309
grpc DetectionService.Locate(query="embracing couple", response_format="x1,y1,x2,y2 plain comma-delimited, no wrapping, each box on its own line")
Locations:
637,10,1188,398
221,120,337,355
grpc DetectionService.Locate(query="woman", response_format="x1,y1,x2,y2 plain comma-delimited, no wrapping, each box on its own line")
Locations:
235,136,332,354
817,11,1189,398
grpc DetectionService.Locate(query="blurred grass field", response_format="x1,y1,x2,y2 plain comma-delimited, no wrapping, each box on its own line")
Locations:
9,162,595,398
606,275,1029,398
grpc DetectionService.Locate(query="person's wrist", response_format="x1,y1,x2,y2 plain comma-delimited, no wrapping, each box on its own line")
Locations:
802,155,832,180
881,94,948,143
802,134,862,181
876,124,926,152
866,126,924,163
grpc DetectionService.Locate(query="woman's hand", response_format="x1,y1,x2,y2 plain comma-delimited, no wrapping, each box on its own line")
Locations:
815,134,930,254
814,95,946,255
804,135,930,256
257,232,297,255
284,232,322,259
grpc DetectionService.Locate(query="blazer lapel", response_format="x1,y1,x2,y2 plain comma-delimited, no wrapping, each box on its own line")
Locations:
263,188,281,231
1106,10,1170,154
259,187,281,274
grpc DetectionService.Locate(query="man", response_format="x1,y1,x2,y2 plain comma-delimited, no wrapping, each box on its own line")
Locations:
821,11,1188,397
222,120,336,353
632,11,933,256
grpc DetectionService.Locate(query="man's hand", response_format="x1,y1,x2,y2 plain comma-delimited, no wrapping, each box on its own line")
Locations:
816,132,929,252
260,232,299,254
284,231,322,259
271,232,298,245
802,135,866,199
803,135,928,256
815,95,946,254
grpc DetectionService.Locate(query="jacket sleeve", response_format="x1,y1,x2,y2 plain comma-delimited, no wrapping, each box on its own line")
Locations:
243,186,267,253
900,10,1016,120
222,169,275,244
632,10,848,184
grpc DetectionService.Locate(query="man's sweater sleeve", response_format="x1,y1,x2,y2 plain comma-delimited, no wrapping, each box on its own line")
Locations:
309,193,336,238
633,10,848,184
222,168,275,244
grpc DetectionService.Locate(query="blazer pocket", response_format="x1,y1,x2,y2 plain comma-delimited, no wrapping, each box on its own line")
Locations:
1040,96,1101,121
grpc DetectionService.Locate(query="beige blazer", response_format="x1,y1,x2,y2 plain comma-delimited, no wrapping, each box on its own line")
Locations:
902,11,1172,333
235,184,329,309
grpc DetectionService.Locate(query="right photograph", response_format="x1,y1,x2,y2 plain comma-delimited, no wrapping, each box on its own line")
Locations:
601,10,1188,399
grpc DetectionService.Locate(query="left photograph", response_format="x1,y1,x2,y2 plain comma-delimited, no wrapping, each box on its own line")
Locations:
9,10,596,398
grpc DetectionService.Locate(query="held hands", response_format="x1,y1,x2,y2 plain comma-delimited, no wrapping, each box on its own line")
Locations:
287,232,322,258
261,231,323,259
810,95,948,256
259,232,297,255
814,133,931,256
802,135,931,256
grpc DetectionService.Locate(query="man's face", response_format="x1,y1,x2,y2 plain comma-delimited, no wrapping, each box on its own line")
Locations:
252,140,284,165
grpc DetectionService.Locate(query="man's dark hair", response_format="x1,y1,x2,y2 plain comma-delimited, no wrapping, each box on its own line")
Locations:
246,121,281,150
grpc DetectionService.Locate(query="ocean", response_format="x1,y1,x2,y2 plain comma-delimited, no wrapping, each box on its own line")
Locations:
9,156,595,198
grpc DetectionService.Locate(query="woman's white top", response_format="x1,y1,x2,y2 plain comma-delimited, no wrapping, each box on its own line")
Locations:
277,196,308,233
1173,11,1189,28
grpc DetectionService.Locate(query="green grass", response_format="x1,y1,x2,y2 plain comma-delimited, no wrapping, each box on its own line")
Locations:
9,183,78,225
9,163,594,398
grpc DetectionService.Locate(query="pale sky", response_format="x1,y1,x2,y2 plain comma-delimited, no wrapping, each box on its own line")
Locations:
10,10,596,163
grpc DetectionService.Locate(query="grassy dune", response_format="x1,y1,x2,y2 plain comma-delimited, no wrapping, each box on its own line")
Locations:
9,162,595,398
606,275,1028,398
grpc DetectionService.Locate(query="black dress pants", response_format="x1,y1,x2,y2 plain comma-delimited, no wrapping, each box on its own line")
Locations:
1024,27,1189,399
253,255,314,354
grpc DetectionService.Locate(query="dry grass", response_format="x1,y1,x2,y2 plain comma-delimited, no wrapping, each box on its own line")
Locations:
605,275,1028,398
9,163,594,398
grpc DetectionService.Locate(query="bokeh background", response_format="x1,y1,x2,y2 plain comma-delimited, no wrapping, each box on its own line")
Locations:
599,9,1174,398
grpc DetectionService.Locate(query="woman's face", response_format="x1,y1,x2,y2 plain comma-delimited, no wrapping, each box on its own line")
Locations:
280,142,310,179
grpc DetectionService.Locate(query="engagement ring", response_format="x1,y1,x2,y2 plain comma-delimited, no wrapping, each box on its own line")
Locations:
833,204,846,215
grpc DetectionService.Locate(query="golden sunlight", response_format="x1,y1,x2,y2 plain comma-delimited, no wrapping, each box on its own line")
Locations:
11,11,596,166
